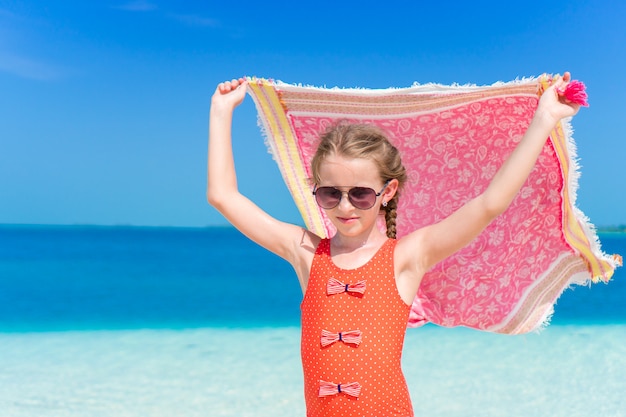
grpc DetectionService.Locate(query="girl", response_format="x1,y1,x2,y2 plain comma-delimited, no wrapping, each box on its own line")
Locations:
207,74,580,417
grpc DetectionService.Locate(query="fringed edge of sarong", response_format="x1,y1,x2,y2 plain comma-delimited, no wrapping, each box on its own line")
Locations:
548,95,622,284
268,76,542,96
485,253,590,334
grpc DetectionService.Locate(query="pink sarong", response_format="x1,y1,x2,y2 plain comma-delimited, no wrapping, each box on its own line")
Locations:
246,76,621,334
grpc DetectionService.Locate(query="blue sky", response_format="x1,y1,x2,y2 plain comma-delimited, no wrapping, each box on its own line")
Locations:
1,0,624,228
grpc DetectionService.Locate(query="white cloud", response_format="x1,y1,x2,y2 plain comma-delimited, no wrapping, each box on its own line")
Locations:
0,52,70,81
169,13,220,28
0,7,75,81
0,8,17,19
114,1,158,12
111,3,221,29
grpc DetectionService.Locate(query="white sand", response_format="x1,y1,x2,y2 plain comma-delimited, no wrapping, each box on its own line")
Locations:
0,325,624,417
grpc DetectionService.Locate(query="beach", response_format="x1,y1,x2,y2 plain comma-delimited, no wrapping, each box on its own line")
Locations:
1,226,624,416
1,325,625,417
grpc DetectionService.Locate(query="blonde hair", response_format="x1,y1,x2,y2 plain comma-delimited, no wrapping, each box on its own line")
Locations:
311,122,407,238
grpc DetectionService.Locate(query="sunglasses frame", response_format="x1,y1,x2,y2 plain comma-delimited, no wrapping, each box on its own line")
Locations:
312,180,390,210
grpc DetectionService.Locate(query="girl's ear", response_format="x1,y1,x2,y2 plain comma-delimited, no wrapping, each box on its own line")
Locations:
383,179,399,202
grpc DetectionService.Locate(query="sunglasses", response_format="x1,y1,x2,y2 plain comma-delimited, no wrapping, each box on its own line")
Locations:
312,181,390,210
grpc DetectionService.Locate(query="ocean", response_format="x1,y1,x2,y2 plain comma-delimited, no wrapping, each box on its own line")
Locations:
0,225,624,416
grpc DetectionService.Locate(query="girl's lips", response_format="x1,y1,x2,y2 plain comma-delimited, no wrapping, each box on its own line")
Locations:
337,216,358,224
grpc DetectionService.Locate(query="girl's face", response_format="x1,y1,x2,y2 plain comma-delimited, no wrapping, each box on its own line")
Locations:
316,154,396,239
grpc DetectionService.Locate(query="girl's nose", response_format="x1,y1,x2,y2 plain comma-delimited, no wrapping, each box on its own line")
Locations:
336,191,354,210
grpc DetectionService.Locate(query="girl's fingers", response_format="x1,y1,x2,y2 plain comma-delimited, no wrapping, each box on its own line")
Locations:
217,81,232,93
562,71,571,83
554,72,572,93
218,78,246,94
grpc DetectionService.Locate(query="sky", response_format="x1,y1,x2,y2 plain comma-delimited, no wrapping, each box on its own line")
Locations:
1,0,625,228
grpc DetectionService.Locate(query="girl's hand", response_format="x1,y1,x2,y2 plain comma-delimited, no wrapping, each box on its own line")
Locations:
211,77,248,112
536,72,581,124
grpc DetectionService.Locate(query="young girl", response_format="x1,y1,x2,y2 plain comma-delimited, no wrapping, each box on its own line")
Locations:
207,74,580,417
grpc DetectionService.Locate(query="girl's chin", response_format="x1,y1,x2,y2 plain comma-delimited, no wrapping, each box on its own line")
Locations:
332,219,371,237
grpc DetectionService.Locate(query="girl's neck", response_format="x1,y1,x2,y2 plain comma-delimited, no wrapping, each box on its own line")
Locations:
330,229,387,254
328,230,388,270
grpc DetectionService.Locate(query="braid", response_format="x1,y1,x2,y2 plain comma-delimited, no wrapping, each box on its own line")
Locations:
384,195,399,239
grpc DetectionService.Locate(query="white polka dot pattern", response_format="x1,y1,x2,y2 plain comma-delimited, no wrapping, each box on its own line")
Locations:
301,238,414,417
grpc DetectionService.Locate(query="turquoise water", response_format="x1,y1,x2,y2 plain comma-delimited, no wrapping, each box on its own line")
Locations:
0,225,624,331
0,225,301,331
0,225,624,416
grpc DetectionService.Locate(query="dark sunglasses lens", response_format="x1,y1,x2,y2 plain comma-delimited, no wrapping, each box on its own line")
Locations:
348,187,377,209
315,187,342,208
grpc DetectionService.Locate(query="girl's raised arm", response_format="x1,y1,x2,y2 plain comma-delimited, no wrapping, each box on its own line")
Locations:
207,79,317,281
396,73,581,294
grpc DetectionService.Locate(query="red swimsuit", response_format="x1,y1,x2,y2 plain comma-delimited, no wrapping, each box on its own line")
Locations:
301,238,414,417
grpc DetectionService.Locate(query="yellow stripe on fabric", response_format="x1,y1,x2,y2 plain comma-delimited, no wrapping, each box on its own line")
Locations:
248,80,327,237
549,121,612,282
